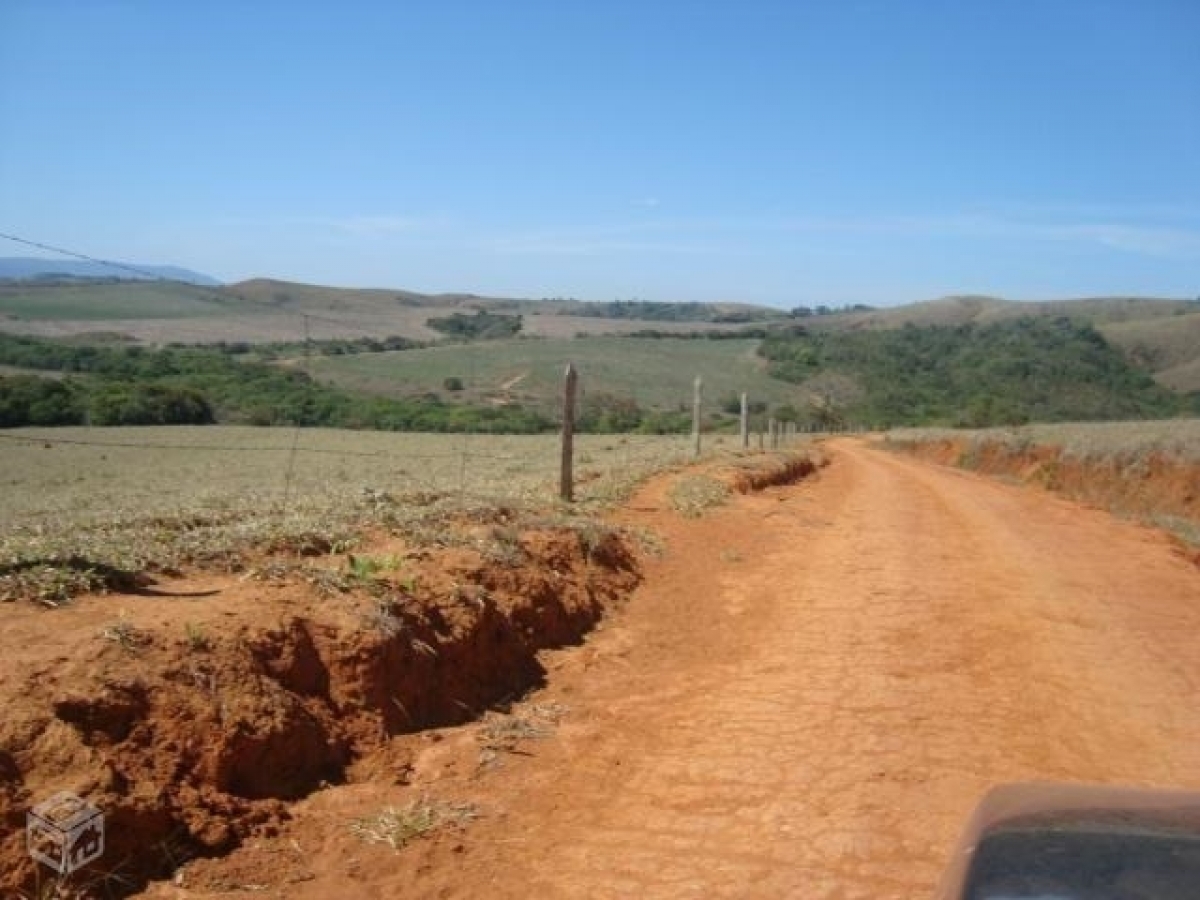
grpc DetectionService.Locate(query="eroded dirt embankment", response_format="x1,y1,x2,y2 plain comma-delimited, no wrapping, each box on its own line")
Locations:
885,436,1200,562
1,447,824,897
0,523,638,896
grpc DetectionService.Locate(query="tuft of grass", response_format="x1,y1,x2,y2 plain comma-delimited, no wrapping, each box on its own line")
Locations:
349,798,478,851
476,702,567,768
668,475,731,518
184,622,211,652
100,618,150,653
346,553,402,583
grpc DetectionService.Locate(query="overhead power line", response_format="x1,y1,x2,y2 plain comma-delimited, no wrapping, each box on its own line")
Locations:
0,231,423,334
0,232,175,283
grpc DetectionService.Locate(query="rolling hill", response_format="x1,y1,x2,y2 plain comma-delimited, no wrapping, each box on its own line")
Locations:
0,276,1197,431
1100,310,1200,393
803,295,1200,391
0,278,780,343
306,335,802,416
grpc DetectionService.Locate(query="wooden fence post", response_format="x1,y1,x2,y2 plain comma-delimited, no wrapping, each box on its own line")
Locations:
560,363,577,502
692,375,703,458
739,392,748,449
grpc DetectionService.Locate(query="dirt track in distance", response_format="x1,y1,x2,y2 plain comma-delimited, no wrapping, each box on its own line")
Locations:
148,439,1200,899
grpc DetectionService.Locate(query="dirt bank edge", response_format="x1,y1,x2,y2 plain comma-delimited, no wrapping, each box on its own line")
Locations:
883,435,1199,564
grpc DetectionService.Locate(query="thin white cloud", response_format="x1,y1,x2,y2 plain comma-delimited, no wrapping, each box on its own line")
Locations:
282,214,452,237
487,233,706,256
576,207,1200,260
269,203,1200,262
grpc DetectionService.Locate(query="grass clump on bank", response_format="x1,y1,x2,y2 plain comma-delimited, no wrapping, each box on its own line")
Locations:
668,475,731,518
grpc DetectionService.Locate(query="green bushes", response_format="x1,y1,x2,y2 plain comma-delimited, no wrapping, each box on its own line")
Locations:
0,376,84,426
426,311,523,340
0,335,553,432
87,385,214,425
757,317,1183,427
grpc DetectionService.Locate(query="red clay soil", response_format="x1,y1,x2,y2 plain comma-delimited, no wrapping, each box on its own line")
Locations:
0,525,639,897
895,436,1200,528
9,441,1200,898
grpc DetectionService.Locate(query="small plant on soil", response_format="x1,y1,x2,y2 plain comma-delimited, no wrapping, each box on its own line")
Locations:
668,474,731,518
481,525,526,566
184,622,212,652
350,797,478,851
100,618,150,653
476,702,567,767
346,552,401,582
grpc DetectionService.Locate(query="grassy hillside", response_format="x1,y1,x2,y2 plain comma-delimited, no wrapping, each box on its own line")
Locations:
0,278,777,343
759,317,1185,427
2,279,1197,432
804,295,1200,395
308,335,803,414
0,280,236,320
1100,310,1200,392
807,295,1199,332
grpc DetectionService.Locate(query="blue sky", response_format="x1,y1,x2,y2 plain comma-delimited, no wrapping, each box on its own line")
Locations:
1,1,1198,307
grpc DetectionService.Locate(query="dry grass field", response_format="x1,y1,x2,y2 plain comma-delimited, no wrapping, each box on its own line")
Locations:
0,427,712,603
306,335,798,413
887,418,1200,462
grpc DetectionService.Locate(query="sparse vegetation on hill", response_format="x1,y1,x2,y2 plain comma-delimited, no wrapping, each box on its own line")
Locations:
1100,309,1200,393
759,317,1184,427
306,335,803,425
0,334,551,432
560,299,784,323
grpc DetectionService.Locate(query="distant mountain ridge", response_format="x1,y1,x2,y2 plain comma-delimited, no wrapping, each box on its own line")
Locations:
0,257,220,286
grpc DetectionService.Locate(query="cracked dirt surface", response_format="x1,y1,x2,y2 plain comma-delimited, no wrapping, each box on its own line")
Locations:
141,438,1200,899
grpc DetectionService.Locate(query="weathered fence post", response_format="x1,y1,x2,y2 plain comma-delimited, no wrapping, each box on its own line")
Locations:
768,417,777,449
739,392,748,449
692,375,703,458
560,363,577,502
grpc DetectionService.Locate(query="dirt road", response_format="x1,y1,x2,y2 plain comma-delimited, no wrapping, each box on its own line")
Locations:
155,439,1200,899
